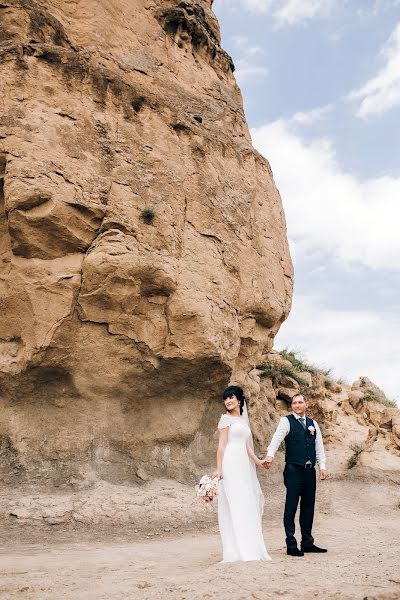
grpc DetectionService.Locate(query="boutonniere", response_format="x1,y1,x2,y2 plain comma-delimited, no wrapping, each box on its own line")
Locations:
308,425,315,435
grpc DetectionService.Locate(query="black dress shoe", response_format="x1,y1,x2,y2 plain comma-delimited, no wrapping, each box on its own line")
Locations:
287,547,304,556
301,544,327,553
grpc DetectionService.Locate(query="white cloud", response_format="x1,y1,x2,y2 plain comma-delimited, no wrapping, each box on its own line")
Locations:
288,238,297,266
237,0,273,12
290,103,333,125
327,29,344,43
275,293,400,402
235,58,269,82
349,22,400,117
251,118,400,270
231,36,267,83
356,0,400,20
214,0,336,26
232,35,264,55
356,1,380,19
273,0,335,27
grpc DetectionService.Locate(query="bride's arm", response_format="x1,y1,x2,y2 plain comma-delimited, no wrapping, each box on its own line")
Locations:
212,427,229,479
246,441,263,468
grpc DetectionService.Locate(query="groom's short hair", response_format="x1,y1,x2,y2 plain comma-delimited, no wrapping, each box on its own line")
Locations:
291,393,307,403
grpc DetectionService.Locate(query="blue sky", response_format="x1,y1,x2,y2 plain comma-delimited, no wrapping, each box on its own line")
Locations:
213,0,400,401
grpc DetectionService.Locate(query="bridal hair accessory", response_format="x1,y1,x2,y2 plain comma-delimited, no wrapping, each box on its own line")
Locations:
195,475,219,503
308,425,315,435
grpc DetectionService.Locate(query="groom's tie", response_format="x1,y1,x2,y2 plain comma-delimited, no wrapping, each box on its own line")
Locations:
299,417,306,429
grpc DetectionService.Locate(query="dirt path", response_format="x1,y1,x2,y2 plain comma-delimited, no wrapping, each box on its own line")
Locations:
0,480,399,600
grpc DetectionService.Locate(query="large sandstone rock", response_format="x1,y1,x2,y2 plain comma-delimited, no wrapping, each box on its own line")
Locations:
0,0,293,484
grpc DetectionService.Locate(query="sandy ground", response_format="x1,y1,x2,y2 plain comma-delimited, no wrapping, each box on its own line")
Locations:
0,478,399,600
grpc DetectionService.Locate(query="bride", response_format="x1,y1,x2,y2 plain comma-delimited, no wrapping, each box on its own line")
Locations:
213,385,271,562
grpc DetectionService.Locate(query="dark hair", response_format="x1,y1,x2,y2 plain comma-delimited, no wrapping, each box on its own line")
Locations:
291,393,307,404
223,385,245,415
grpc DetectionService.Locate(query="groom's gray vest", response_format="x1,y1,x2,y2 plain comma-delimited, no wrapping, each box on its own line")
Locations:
285,414,317,466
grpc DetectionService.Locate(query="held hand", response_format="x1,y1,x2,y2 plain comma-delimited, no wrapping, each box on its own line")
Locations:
254,458,264,468
261,456,273,469
320,469,327,480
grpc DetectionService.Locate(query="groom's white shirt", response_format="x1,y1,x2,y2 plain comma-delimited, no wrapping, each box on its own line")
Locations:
267,413,326,470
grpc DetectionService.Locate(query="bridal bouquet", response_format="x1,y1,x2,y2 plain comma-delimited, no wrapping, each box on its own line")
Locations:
195,475,219,503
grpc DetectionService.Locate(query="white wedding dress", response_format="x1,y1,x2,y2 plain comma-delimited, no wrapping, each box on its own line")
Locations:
217,412,271,562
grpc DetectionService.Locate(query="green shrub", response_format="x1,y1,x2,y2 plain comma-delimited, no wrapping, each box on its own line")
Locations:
257,361,307,386
280,348,331,377
362,390,380,403
362,390,397,408
347,443,364,469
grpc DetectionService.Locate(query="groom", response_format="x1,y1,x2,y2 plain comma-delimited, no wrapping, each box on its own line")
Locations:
262,394,327,557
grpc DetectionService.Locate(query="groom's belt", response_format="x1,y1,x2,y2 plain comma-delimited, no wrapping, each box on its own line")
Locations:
287,461,314,468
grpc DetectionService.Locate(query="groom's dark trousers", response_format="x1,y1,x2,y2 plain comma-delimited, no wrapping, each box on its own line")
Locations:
283,463,316,549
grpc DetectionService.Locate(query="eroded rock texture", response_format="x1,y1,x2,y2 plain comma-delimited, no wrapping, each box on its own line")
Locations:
0,0,293,485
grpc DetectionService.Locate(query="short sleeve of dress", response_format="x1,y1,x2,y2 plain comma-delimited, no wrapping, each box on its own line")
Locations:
218,414,232,429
